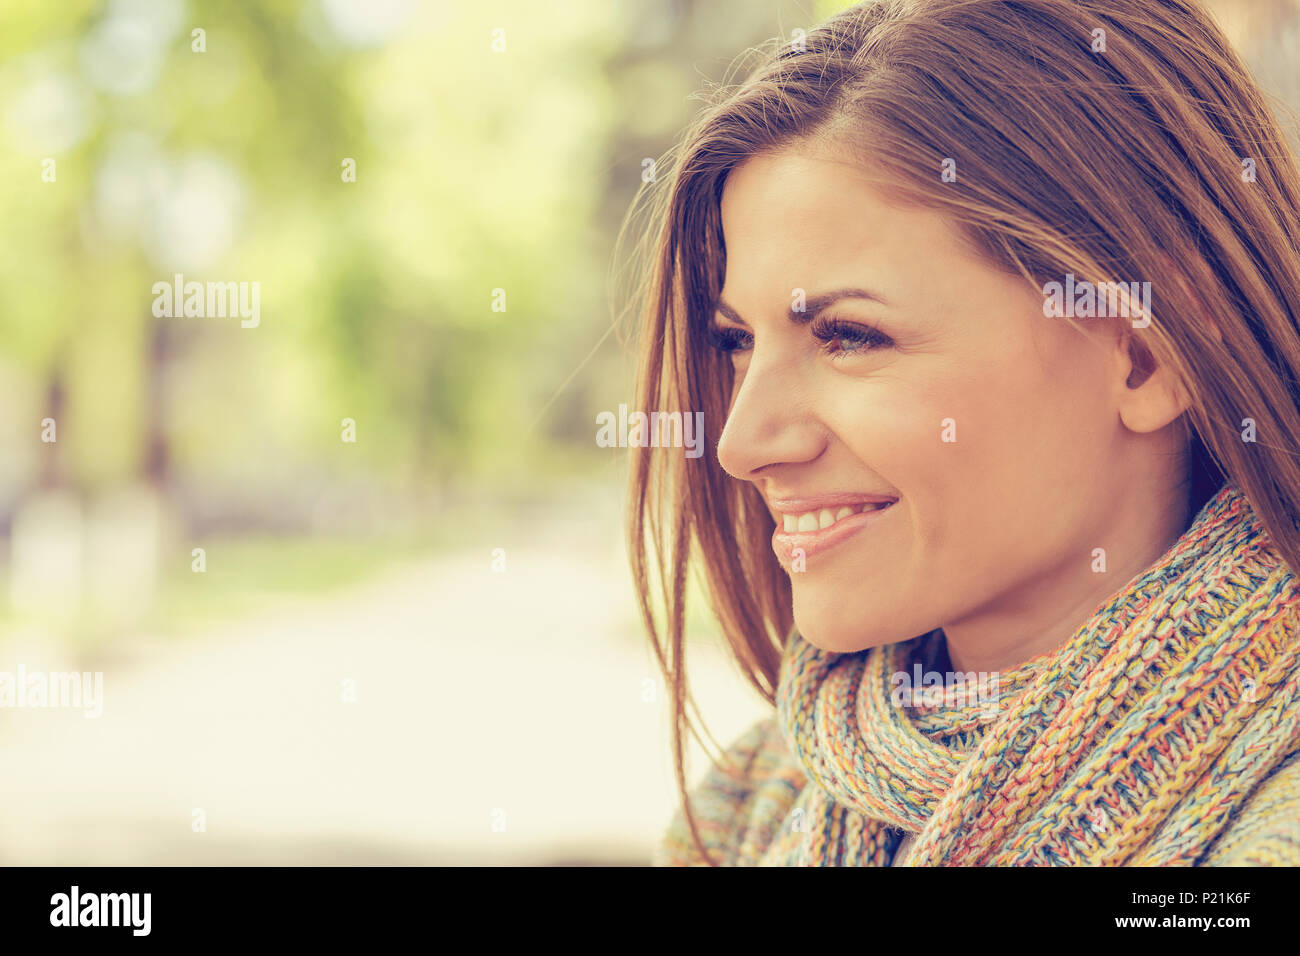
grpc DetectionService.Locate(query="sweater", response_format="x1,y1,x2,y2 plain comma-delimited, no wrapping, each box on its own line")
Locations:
655,482,1300,865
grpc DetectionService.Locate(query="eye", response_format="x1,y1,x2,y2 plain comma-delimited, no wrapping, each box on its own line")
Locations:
809,316,893,357
706,324,753,354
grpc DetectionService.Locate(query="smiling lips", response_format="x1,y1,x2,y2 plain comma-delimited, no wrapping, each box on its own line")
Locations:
768,494,898,563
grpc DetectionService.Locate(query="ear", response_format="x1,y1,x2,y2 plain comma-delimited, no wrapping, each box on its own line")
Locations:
1116,252,1206,433
1115,328,1192,433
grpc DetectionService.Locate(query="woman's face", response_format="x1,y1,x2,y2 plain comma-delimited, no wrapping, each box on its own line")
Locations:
712,146,1174,661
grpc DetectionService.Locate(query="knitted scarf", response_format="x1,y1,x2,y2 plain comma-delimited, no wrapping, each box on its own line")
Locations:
741,481,1300,865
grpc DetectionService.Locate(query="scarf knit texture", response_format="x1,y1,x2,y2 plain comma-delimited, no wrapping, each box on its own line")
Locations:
655,482,1300,865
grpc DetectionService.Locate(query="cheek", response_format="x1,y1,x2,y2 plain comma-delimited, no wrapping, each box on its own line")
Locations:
814,335,1109,536
917,344,1113,552
821,366,994,491
931,335,1104,465
822,360,1060,529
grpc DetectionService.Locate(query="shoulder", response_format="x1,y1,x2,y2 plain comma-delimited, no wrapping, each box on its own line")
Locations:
653,714,808,866
1201,748,1300,866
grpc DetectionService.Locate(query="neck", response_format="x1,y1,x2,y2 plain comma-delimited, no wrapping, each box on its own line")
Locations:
941,483,1193,675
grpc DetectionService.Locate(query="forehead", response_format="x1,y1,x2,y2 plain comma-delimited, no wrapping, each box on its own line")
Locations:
717,148,972,309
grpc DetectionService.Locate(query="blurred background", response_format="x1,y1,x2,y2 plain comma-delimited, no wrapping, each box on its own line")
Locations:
0,0,1296,865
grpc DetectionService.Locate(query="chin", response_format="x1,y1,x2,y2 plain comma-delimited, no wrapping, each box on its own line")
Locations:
791,599,904,655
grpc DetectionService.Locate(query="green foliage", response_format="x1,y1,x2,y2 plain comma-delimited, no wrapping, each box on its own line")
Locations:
0,0,840,500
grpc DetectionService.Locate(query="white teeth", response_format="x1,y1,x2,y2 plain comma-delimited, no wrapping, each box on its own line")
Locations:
781,501,893,533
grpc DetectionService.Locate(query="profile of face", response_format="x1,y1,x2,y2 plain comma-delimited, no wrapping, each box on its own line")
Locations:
712,145,1190,665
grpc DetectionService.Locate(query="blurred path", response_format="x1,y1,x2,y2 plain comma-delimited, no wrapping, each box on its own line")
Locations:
0,514,771,865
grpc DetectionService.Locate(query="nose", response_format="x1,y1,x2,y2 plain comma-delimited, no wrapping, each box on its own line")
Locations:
716,351,826,482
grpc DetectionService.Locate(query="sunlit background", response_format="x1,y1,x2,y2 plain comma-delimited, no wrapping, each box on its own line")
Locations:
1,0,1297,865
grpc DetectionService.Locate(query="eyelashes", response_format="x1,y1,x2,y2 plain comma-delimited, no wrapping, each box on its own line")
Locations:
705,325,754,352
705,316,894,358
809,316,893,355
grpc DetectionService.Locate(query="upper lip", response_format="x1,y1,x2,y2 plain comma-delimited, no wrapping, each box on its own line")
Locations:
766,492,899,514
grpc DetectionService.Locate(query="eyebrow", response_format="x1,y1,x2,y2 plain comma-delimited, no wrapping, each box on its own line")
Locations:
713,287,890,327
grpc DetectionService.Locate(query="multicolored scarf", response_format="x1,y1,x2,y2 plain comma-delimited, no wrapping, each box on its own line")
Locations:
657,482,1300,865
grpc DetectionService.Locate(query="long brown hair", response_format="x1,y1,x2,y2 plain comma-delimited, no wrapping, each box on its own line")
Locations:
618,0,1300,865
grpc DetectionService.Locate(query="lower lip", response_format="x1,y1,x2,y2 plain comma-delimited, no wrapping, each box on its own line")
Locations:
771,502,897,565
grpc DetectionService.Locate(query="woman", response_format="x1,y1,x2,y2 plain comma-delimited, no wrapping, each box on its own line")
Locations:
626,0,1300,865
